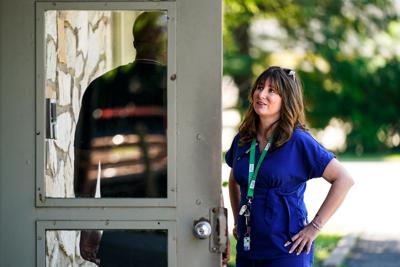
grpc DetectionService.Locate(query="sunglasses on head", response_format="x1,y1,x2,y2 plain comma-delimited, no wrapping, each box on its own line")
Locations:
270,66,296,82
282,68,296,82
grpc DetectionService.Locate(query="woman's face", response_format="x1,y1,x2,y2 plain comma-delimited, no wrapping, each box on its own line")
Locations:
252,79,282,120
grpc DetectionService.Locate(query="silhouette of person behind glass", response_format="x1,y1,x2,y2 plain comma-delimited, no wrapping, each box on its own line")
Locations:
74,12,168,267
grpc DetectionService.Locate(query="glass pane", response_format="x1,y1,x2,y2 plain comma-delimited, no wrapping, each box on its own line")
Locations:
44,10,168,198
46,229,167,267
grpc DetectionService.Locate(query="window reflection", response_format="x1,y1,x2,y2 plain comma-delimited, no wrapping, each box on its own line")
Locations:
44,11,168,198
46,230,168,267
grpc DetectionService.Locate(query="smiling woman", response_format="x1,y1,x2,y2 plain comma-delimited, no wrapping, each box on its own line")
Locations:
226,66,354,267
252,79,282,122
238,66,306,148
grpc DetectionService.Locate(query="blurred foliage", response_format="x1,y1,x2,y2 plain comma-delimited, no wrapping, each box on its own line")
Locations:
314,234,342,267
224,0,400,154
227,235,237,266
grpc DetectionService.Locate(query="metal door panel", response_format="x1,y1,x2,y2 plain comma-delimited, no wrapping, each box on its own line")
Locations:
0,0,221,266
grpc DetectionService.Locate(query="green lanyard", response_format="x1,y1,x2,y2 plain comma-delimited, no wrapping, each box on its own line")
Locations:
247,135,273,199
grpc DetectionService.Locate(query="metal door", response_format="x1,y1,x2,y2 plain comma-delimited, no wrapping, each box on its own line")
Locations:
0,0,223,266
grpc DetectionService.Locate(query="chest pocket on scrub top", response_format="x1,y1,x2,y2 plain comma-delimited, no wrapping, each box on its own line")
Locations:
233,147,251,186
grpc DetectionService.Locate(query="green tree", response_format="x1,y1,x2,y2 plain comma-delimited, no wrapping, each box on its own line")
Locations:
224,0,400,154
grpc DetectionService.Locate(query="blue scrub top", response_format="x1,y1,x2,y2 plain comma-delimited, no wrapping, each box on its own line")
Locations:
225,128,335,260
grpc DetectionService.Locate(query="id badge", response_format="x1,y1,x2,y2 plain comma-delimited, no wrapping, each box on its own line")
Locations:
243,236,250,251
239,204,247,216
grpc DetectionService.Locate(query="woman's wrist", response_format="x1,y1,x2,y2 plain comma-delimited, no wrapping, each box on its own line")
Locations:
310,220,322,231
313,214,324,227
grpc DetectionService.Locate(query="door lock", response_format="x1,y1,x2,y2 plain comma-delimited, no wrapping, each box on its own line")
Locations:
193,218,212,239
192,207,228,254
210,207,228,253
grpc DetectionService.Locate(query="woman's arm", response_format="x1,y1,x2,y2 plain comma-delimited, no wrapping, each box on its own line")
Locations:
312,158,355,228
228,170,240,239
286,158,354,255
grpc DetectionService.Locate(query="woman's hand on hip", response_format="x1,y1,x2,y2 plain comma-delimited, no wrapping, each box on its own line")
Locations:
284,224,319,255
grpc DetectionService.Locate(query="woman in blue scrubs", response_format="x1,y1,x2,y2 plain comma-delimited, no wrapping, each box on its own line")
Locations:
226,66,354,266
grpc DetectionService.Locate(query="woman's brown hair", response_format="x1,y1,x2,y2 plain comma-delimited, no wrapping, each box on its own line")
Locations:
238,66,307,147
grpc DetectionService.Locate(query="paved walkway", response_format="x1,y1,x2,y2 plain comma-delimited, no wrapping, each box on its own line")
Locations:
222,161,400,266
345,233,400,267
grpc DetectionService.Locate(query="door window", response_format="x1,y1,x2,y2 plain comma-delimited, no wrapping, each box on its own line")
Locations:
37,221,175,267
36,8,176,204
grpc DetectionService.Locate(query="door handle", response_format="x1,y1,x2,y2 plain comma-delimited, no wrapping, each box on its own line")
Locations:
46,98,57,139
193,218,212,239
193,208,228,253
